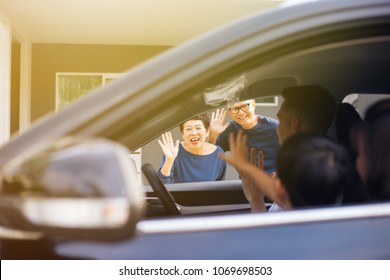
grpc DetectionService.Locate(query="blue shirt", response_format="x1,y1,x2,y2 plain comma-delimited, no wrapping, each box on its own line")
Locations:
216,115,280,173
157,144,227,184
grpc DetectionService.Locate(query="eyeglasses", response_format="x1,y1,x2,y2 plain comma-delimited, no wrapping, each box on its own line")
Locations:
228,103,251,114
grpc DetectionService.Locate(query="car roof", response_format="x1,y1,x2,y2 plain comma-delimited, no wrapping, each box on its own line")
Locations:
1,0,390,167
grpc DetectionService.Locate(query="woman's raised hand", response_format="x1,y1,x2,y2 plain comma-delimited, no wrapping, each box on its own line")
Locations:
209,108,230,143
158,132,180,161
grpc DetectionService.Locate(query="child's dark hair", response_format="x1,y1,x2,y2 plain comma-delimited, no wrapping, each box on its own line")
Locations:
179,114,210,132
276,133,354,208
361,98,390,201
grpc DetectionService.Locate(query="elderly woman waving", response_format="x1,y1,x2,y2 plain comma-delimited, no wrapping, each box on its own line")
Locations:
157,114,226,184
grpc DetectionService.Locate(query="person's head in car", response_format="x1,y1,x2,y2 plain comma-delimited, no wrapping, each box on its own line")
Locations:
276,85,336,144
356,98,390,201
275,133,354,209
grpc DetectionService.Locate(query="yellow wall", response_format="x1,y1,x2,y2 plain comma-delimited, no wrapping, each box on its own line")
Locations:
31,44,171,121
11,42,20,135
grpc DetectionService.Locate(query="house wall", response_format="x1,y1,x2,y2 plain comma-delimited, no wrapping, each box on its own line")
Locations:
30,43,171,121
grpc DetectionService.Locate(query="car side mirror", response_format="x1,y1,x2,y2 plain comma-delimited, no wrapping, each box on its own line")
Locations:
0,137,145,241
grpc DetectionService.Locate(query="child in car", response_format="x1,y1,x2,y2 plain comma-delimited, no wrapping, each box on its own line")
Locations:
219,130,355,210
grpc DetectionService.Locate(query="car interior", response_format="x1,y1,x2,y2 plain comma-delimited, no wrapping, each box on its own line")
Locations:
136,29,390,219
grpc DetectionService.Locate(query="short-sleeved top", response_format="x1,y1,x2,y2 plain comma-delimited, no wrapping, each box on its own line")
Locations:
157,144,226,184
216,115,280,173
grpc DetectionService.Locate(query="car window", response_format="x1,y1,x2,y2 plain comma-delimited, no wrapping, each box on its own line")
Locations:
343,93,390,117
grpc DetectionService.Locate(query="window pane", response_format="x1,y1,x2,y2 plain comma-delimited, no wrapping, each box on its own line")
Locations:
255,96,277,106
57,75,103,110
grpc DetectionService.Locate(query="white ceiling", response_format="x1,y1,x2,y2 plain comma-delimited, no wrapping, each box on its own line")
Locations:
0,0,284,46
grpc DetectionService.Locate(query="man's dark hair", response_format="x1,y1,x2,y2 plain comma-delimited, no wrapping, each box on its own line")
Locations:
179,113,210,132
276,133,354,208
361,98,390,201
281,85,336,134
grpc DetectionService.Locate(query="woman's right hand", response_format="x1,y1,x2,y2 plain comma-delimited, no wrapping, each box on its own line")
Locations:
158,132,180,161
